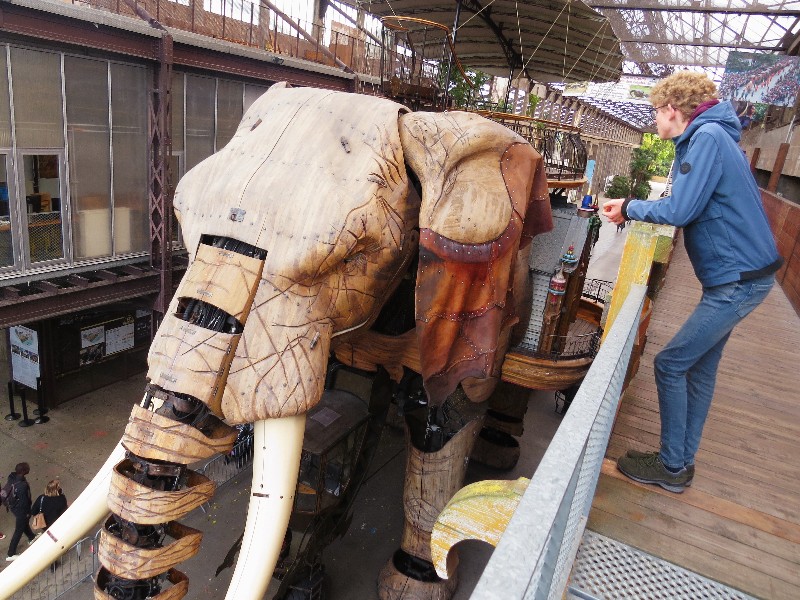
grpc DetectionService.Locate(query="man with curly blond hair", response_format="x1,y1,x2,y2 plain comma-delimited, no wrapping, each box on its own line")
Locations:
603,71,782,493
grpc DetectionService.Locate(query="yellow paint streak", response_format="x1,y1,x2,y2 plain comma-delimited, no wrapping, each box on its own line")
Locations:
603,222,675,343
431,477,529,579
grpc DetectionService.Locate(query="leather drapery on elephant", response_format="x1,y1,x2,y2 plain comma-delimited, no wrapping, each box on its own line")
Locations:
0,84,551,600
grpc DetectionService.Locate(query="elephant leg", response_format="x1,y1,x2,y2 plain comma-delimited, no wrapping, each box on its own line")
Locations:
378,390,485,600
96,388,238,599
471,381,530,470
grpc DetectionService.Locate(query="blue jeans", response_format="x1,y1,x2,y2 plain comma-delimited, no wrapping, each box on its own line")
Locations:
654,275,774,470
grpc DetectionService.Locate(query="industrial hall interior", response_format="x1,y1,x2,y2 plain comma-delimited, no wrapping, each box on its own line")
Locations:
0,0,798,599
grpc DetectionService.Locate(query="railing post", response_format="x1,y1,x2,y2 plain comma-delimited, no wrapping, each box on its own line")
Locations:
603,221,675,342
749,147,761,174
767,142,789,192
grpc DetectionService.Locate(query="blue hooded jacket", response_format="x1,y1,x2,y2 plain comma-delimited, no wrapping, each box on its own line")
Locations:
623,101,782,288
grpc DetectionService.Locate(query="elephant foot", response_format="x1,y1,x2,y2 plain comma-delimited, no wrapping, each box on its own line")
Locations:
470,427,520,470
485,408,524,437
377,549,458,600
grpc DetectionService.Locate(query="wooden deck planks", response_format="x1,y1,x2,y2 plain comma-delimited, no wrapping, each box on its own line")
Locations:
589,239,800,599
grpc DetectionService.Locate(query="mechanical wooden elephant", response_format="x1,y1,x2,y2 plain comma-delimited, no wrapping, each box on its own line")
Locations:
0,84,551,600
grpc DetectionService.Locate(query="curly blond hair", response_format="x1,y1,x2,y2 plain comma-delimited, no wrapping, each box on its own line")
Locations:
650,72,717,120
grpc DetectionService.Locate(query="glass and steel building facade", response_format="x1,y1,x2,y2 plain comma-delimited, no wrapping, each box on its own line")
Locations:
0,42,269,278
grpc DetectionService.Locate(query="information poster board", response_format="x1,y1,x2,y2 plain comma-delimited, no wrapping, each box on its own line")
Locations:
720,51,800,108
79,315,137,366
562,76,657,104
10,325,40,389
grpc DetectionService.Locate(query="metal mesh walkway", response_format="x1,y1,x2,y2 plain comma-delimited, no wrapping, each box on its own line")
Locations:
568,530,757,600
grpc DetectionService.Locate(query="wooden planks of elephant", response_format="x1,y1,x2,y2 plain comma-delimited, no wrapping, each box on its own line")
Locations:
0,84,552,600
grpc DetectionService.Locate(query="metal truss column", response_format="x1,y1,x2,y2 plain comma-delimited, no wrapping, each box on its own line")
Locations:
150,33,174,324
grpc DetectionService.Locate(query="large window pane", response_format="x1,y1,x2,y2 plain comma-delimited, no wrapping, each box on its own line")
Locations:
11,48,64,149
23,153,64,263
65,56,111,259
216,79,243,149
244,83,268,113
112,62,149,254
185,74,214,171
0,154,13,267
172,72,184,153
0,49,12,149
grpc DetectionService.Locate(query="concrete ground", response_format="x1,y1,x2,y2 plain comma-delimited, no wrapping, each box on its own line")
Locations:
0,197,632,600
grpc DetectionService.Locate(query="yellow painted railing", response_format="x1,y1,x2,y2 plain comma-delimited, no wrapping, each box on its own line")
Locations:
603,221,676,342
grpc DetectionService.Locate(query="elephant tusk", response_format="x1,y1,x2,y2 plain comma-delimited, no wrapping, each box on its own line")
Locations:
0,442,127,595
225,415,306,600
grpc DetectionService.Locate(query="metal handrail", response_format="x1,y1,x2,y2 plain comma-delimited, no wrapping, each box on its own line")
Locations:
79,0,384,77
581,278,614,305
475,111,588,182
525,329,601,361
471,284,647,600
10,534,96,600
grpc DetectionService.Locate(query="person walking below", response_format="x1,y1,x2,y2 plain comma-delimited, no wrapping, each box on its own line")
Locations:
31,480,68,530
602,72,782,493
5,462,35,560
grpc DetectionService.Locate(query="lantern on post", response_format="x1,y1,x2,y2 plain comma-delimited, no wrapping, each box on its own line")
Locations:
294,390,370,517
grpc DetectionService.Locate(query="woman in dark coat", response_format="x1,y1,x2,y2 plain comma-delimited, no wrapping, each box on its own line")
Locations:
30,480,68,529
5,462,35,561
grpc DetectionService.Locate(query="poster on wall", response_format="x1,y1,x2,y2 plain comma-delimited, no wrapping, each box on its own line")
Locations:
561,76,656,104
105,318,135,355
80,324,105,366
10,325,40,389
720,51,800,108
79,315,136,365
81,325,105,348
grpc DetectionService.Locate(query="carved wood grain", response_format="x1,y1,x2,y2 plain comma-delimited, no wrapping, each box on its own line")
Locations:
500,351,593,390
175,243,264,321
400,418,484,561
94,567,188,600
122,405,237,464
108,462,215,525
332,328,420,382
377,558,458,600
147,315,239,415
98,521,202,579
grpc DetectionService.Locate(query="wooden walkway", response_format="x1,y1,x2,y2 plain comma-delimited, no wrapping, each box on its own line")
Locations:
589,240,800,600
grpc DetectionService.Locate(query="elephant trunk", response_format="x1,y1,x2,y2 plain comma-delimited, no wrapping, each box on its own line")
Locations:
95,388,237,598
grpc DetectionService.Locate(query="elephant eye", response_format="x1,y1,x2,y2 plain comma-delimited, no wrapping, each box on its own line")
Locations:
343,251,367,274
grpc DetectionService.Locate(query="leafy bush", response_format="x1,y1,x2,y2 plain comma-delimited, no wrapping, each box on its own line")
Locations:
605,176,630,199
631,181,652,200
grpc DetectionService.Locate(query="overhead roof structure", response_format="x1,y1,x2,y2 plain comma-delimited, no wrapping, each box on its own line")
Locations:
588,0,800,80
360,0,624,83
355,0,800,132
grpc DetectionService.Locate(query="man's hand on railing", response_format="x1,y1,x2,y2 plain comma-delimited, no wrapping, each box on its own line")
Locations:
602,198,626,225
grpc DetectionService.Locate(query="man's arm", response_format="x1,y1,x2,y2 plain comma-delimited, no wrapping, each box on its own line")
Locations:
624,131,722,227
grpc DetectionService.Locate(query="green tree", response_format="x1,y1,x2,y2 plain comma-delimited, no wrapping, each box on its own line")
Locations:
440,67,493,109
629,146,653,199
605,176,630,199
640,133,674,177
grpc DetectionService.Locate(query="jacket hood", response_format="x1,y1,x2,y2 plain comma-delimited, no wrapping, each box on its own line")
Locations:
675,100,741,145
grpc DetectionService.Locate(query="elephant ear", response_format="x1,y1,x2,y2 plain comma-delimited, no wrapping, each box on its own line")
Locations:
399,111,552,406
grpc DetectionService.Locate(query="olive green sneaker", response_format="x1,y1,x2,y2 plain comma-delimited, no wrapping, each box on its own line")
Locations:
625,449,694,486
616,452,689,493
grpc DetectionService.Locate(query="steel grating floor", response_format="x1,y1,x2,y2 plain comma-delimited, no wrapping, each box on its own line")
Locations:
568,530,758,600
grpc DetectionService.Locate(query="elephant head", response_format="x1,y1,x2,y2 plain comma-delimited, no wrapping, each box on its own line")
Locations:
0,84,550,599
